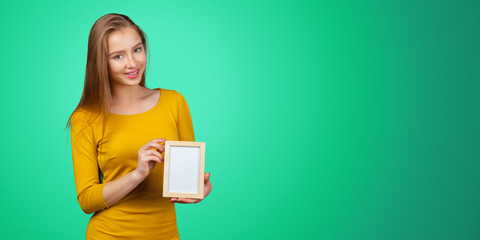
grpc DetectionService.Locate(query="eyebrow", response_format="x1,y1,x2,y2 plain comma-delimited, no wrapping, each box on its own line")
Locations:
109,42,143,56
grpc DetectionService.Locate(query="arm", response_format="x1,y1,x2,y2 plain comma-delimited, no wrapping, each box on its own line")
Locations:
102,139,166,206
101,170,144,207
71,112,165,213
71,114,108,214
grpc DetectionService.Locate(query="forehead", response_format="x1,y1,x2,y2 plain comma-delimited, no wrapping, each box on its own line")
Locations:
107,27,142,52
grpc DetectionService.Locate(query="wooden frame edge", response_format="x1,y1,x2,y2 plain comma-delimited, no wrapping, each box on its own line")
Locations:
163,141,205,199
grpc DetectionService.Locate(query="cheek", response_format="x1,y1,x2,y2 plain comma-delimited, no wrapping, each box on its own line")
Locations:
108,60,123,74
136,53,147,66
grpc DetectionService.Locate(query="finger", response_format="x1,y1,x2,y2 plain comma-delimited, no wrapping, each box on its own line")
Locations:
182,198,200,203
140,139,167,151
204,172,210,183
170,198,184,203
148,143,164,151
143,155,162,164
153,138,167,144
143,142,164,152
169,197,185,203
147,150,164,163
151,143,166,153
171,198,199,204
148,160,156,169
147,149,164,160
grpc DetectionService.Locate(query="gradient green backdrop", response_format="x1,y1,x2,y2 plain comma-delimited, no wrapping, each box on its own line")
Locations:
1,0,479,239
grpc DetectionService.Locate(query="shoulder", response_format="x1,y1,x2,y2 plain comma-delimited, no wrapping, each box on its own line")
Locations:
71,108,102,125
159,88,188,104
160,88,180,97
71,108,89,122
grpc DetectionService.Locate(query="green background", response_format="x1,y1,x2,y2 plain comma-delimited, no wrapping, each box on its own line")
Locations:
1,0,479,239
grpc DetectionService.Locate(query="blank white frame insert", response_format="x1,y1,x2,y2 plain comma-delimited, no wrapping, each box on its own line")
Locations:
163,141,205,199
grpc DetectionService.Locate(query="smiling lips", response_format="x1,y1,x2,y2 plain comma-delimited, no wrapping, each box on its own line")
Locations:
124,68,140,79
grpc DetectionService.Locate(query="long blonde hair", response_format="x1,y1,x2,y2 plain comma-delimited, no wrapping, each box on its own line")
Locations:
66,13,148,129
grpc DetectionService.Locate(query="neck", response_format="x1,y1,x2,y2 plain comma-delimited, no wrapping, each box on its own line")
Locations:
110,84,146,105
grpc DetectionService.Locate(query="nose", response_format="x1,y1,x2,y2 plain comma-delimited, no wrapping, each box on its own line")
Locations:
125,54,137,69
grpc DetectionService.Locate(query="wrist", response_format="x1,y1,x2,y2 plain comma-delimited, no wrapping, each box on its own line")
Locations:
131,169,146,183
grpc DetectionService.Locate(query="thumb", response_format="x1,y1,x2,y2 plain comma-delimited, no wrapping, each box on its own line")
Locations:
204,172,210,182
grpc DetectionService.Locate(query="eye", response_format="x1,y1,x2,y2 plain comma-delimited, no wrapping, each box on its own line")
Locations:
135,47,142,53
113,55,122,60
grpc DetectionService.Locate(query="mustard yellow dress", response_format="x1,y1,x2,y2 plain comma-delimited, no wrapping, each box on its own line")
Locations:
70,88,194,239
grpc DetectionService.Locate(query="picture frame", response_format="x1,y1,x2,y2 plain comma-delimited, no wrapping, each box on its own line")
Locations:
163,141,206,199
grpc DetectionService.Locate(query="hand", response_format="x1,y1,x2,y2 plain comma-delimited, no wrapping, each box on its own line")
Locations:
133,138,166,180
170,172,213,204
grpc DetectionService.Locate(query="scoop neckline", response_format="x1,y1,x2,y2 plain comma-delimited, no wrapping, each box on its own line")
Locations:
108,88,162,117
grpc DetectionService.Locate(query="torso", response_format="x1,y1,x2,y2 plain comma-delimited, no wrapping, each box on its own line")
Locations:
109,88,161,115
80,89,187,240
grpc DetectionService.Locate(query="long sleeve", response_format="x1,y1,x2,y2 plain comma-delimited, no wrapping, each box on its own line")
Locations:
176,91,195,141
70,111,108,214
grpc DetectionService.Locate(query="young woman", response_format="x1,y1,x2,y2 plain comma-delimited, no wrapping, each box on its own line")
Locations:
67,13,212,239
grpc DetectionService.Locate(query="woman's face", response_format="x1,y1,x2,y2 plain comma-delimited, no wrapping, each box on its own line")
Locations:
107,27,146,87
